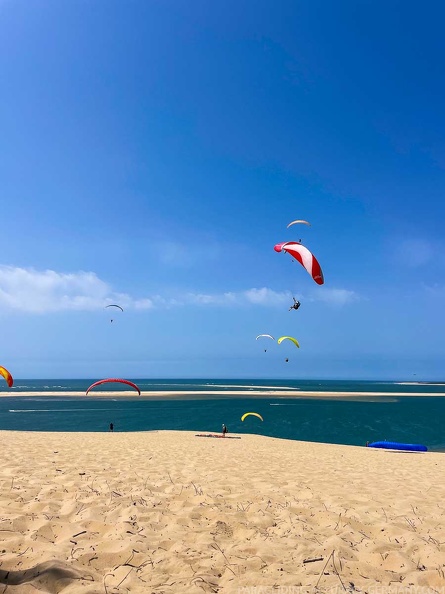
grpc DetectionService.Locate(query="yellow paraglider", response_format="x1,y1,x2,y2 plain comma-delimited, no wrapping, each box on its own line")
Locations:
0,365,13,387
241,412,264,422
277,336,300,348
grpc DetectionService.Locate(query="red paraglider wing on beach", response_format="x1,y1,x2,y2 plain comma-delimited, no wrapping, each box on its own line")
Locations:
86,378,141,395
274,241,324,285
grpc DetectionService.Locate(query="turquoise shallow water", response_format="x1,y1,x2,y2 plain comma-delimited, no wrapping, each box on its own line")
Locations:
1,379,444,450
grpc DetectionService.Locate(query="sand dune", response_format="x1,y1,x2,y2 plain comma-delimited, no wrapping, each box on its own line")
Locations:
0,430,444,593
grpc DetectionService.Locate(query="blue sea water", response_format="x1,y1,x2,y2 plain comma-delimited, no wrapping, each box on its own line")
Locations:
1,379,445,451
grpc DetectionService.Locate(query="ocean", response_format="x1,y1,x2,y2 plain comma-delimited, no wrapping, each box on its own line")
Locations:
1,379,445,450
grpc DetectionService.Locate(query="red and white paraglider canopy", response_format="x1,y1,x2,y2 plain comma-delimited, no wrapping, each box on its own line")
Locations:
274,241,324,285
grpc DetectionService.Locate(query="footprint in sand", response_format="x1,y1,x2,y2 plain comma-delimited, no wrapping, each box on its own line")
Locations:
215,520,233,537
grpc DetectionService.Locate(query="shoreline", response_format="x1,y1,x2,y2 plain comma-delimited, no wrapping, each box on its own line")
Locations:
2,389,445,399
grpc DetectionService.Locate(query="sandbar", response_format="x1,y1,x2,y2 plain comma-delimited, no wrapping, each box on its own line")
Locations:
2,389,445,400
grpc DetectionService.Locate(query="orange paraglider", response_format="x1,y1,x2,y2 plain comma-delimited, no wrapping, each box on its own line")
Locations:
0,366,13,388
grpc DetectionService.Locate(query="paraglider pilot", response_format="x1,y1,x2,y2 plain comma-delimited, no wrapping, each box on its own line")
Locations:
289,297,301,311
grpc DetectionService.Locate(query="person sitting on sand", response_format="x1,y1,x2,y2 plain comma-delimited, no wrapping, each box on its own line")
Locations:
222,424,228,437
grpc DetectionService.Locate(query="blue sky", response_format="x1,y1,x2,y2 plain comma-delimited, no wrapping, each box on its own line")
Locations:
1,0,445,380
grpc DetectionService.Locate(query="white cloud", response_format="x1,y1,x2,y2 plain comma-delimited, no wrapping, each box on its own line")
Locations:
0,266,152,313
150,288,292,308
0,266,358,312
311,287,359,306
243,287,291,305
152,287,358,308
133,298,155,310
185,292,237,305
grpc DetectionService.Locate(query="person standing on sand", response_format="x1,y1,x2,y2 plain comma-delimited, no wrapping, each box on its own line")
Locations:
109,422,114,432
222,424,228,437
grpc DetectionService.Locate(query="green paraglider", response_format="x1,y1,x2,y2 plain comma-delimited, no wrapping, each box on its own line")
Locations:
278,336,299,363
277,336,300,348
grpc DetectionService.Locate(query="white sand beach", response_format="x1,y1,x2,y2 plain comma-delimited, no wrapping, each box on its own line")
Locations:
0,430,444,593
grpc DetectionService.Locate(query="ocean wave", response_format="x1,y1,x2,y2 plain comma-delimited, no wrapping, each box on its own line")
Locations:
396,382,445,386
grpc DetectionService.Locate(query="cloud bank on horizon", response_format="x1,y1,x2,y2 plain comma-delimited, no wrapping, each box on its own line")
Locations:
0,266,358,313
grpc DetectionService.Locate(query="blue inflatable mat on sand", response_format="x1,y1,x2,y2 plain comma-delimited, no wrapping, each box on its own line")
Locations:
367,441,427,452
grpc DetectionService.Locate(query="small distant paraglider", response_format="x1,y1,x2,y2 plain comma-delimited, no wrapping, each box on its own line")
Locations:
287,219,311,228
105,304,123,323
241,412,264,422
277,336,300,363
256,334,275,352
0,365,13,388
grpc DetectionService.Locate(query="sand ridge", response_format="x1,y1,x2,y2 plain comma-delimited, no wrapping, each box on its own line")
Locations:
0,430,444,593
